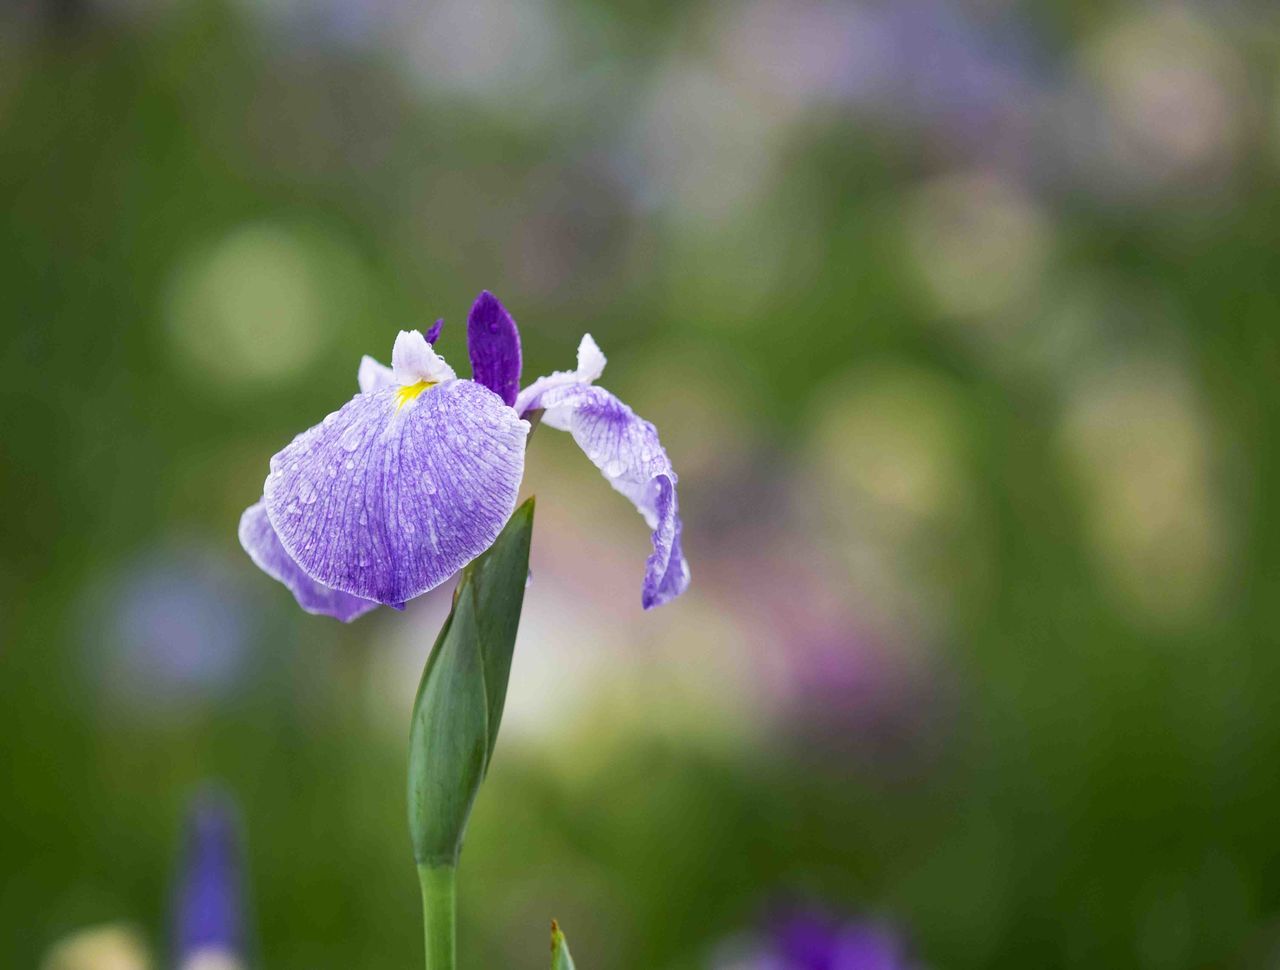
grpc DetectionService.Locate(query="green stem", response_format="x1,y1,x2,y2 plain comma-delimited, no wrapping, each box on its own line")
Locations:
417,864,457,970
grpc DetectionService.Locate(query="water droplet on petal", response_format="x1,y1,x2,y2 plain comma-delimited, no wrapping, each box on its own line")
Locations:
340,425,364,452
298,478,318,504
345,459,355,470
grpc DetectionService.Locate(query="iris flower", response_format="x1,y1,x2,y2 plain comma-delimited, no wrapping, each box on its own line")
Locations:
240,291,688,620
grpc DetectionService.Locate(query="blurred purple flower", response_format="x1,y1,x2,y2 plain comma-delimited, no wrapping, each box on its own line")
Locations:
241,291,689,619
772,909,908,970
722,907,913,970
174,790,246,969
89,545,255,714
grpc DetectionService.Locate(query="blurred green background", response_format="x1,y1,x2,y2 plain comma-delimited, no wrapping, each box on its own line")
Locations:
2,0,1279,967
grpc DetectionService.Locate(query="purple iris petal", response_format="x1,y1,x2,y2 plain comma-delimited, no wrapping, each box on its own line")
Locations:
263,379,528,606
466,290,522,407
536,382,690,609
174,790,244,965
239,501,380,621
425,317,444,344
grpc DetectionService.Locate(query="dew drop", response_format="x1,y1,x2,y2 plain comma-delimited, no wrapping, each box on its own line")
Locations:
345,459,355,471
340,426,364,452
298,478,318,504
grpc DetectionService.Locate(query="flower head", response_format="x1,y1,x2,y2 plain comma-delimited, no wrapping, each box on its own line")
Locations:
241,291,688,618
174,790,246,970
718,907,912,970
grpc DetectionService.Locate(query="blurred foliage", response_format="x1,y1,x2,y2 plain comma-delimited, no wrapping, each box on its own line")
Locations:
2,1,1280,968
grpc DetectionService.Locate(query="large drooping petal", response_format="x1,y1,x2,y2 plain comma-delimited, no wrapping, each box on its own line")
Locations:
513,333,606,417
239,501,380,621
264,380,529,605
467,291,522,406
536,381,689,608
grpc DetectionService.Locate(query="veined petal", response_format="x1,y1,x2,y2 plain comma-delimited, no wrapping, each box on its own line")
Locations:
513,333,606,416
467,291,522,407
393,329,457,385
358,355,396,393
239,501,380,622
263,380,529,605
538,382,689,609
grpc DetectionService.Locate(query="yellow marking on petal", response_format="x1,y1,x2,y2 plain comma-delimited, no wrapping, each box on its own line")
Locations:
395,380,437,410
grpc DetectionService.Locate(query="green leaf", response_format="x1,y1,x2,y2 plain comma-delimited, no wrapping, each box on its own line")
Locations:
551,920,577,970
464,498,535,768
407,498,535,867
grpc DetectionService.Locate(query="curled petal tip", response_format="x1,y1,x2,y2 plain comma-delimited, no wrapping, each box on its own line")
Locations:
514,333,607,416
240,502,380,621
528,382,689,608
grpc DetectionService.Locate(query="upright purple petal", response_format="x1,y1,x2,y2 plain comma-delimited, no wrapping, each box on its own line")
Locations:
536,382,689,608
239,501,380,622
425,318,444,344
174,790,244,967
264,380,528,605
467,291,523,407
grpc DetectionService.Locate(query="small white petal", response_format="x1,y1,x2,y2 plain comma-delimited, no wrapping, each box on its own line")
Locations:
392,330,457,385
358,355,396,393
514,333,608,415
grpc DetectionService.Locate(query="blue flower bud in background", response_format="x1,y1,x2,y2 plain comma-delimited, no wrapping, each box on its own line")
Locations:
173,790,246,970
